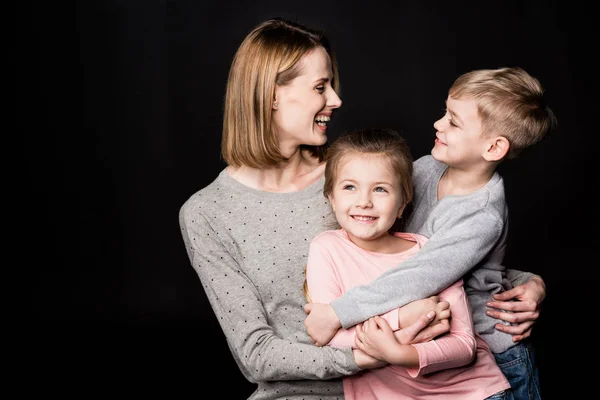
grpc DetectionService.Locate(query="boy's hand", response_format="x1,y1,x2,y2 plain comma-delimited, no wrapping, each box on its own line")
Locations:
486,276,545,342
303,303,341,346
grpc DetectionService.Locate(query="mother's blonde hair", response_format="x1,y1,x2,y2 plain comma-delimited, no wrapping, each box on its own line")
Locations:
221,18,340,168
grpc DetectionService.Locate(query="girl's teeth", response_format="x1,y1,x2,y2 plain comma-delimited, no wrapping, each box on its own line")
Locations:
353,216,375,221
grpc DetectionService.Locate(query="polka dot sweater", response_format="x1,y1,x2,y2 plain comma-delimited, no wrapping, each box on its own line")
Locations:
179,169,360,399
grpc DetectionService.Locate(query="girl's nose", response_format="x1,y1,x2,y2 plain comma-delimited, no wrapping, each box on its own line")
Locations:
356,192,372,208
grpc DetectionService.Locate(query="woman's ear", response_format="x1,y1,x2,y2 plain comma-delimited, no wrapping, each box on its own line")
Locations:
273,85,281,110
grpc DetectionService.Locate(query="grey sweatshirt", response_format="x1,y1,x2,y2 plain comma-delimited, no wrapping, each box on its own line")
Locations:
331,155,533,354
179,169,359,400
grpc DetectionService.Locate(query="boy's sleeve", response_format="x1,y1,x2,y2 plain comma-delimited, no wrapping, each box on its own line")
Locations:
331,207,503,329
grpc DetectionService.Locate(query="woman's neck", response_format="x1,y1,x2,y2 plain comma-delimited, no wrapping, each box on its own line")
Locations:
227,151,324,193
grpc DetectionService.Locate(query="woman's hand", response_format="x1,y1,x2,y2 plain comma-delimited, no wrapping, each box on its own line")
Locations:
486,275,545,342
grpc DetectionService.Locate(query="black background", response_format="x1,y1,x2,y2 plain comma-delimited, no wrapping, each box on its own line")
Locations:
24,0,596,397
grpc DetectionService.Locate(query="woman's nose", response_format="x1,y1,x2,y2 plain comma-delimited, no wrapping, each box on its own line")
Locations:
327,87,342,109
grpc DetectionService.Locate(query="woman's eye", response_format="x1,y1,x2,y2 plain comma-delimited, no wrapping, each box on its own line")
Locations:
316,85,325,94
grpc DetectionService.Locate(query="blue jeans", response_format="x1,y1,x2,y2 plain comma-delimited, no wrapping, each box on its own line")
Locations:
486,391,508,400
494,340,541,400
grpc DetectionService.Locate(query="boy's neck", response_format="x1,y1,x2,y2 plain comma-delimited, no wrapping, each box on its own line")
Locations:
437,165,496,200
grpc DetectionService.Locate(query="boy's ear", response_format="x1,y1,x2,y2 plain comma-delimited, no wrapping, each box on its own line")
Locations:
483,136,510,162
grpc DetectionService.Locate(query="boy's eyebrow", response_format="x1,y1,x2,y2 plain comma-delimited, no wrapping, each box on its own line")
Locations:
448,108,463,126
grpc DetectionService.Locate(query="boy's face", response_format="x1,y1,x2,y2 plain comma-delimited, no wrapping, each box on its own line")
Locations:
431,95,489,167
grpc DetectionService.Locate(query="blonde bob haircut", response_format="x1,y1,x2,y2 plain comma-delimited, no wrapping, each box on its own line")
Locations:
221,18,340,168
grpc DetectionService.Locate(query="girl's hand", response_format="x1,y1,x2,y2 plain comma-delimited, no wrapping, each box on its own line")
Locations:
355,316,398,363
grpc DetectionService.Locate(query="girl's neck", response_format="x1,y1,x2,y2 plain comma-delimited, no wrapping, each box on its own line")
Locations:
347,231,415,254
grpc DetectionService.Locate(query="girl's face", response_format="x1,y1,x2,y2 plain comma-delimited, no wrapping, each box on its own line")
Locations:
273,46,342,156
328,152,405,251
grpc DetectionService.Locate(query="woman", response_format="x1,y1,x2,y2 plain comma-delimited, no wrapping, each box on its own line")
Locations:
178,18,543,399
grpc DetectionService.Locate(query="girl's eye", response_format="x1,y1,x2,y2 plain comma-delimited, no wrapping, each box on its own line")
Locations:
342,184,355,191
448,118,457,127
374,187,388,193
316,85,325,94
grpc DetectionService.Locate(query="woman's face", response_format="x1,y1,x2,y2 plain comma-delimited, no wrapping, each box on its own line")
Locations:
273,46,342,155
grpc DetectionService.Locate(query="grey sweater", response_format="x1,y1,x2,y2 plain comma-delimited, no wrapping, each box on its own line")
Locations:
179,169,359,400
331,155,533,354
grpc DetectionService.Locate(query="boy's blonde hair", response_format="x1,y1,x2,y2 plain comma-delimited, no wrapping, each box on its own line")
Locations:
303,128,414,302
449,67,557,159
221,18,340,168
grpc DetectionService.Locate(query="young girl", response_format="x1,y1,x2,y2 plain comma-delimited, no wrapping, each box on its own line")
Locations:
304,128,511,400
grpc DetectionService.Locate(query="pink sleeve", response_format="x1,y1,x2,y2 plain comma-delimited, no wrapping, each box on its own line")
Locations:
406,279,477,377
305,238,399,349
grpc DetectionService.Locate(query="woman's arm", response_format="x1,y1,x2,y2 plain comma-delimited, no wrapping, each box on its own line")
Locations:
179,205,360,382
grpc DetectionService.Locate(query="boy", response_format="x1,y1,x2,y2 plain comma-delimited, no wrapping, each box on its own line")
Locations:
304,67,557,400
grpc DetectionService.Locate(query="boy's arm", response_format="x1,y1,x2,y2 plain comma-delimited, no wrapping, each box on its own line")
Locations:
336,210,499,325
305,209,501,346
305,238,449,348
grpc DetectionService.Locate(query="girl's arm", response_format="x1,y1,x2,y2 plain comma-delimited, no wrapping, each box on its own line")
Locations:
406,280,476,376
355,280,476,376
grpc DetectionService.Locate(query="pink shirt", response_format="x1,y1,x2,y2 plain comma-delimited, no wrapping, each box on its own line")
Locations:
305,230,511,400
